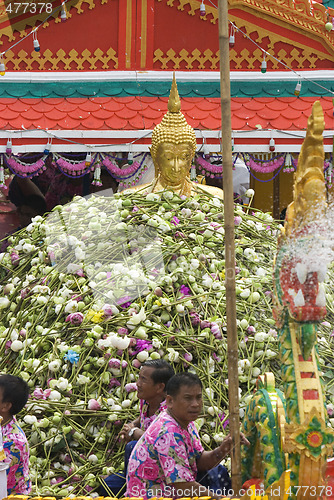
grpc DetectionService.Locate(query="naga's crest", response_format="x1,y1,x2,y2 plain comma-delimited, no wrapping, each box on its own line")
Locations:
272,101,328,359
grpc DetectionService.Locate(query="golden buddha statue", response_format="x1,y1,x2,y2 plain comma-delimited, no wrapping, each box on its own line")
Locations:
124,74,223,199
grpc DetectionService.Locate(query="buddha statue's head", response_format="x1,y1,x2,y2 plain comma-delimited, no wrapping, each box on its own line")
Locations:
150,74,197,186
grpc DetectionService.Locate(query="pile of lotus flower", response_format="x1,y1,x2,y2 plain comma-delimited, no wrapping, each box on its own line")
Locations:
0,189,333,496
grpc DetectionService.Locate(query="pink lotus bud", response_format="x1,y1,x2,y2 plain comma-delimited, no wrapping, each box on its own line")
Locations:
117,327,129,336
184,353,193,362
10,252,20,265
33,388,45,399
109,378,121,388
108,358,121,369
88,398,101,411
132,359,141,369
102,304,113,317
65,312,84,325
125,382,137,393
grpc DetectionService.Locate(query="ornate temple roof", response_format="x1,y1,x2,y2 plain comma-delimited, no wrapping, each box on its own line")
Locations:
0,0,333,153
0,71,333,153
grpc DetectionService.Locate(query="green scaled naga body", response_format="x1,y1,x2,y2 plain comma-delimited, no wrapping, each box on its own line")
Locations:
241,101,334,500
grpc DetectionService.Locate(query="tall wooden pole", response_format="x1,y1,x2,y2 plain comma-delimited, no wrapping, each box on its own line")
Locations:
218,0,242,494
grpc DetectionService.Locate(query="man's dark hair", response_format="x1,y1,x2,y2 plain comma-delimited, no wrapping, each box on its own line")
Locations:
0,375,29,415
166,372,202,397
142,359,175,387
20,195,47,216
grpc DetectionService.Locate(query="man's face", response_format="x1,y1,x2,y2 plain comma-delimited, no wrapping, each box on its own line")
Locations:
156,143,193,185
136,366,160,401
167,384,202,427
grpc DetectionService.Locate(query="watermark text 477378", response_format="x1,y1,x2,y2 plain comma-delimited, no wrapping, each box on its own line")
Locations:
5,2,53,14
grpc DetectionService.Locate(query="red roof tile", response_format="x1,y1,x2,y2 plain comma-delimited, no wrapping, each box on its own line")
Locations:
91,97,114,104
0,95,331,135
8,100,29,112
81,116,105,129
230,101,243,111
61,117,82,129
104,115,128,129
243,100,267,111
262,100,289,111
0,118,9,128
128,115,147,128
231,116,248,129
101,100,126,112
188,107,212,120
32,101,54,113
20,109,44,120
65,98,88,104
270,115,297,129
141,107,165,119
68,109,91,120
113,107,138,120
8,116,27,128
78,101,101,112
234,108,257,120
1,109,22,120
257,109,282,120
55,101,80,113
126,100,149,111
92,108,117,120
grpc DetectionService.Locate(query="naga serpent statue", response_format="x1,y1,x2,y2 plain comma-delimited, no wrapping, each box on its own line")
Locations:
241,101,334,500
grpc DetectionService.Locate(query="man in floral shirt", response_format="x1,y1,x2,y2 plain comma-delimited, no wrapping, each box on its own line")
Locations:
126,372,249,500
0,374,30,495
120,359,175,442
100,359,174,496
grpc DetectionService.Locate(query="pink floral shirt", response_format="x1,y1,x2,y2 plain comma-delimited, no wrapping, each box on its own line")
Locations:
2,416,31,494
126,410,203,499
139,399,167,431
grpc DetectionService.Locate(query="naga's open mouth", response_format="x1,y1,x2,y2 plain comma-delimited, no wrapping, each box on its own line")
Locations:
279,256,327,322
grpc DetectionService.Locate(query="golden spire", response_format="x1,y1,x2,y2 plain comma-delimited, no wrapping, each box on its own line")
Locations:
150,73,197,160
168,72,181,113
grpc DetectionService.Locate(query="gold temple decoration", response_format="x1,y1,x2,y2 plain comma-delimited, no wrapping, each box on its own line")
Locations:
150,74,197,160
125,73,223,199
284,100,326,237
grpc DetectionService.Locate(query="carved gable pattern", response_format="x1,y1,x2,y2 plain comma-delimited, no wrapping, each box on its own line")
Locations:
4,47,118,71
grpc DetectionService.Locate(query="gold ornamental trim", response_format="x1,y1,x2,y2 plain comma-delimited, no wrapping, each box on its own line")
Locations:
3,47,118,71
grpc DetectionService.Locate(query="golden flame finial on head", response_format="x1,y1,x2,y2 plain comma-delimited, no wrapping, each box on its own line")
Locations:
168,72,181,113
151,73,197,160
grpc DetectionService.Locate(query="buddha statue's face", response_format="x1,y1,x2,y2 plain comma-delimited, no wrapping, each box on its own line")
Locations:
154,142,193,185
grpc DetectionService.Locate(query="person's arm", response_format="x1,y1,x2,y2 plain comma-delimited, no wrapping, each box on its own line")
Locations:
197,433,250,471
167,480,222,500
119,417,142,442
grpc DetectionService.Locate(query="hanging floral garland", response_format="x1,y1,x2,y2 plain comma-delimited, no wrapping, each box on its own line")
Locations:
103,156,140,177
55,154,96,177
4,154,47,178
103,154,149,189
245,153,286,173
195,154,239,177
